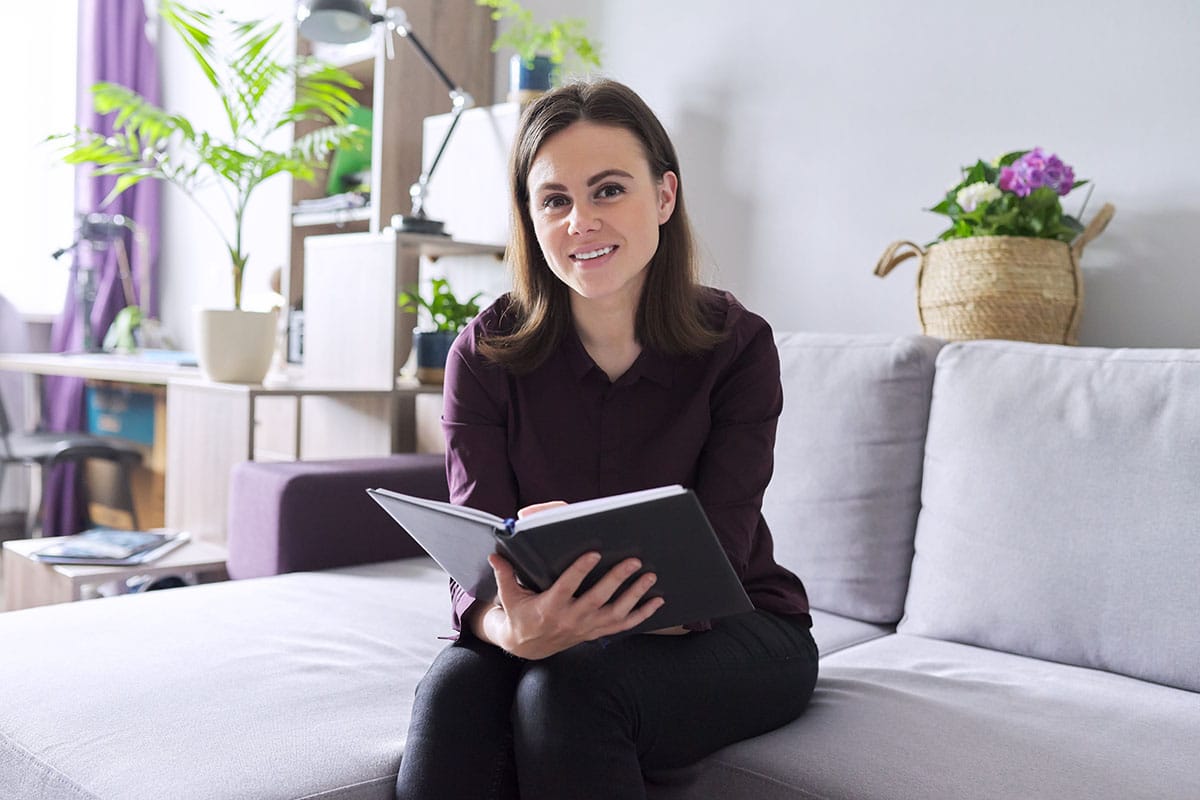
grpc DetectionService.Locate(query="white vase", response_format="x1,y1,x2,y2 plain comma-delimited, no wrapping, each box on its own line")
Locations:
195,308,277,383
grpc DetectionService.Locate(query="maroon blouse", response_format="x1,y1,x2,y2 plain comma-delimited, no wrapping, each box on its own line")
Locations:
441,288,811,632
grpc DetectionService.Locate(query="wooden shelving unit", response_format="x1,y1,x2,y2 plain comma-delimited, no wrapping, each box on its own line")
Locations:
287,0,495,310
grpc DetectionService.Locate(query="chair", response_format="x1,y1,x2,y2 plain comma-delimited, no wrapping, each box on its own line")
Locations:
0,380,144,538
0,291,146,537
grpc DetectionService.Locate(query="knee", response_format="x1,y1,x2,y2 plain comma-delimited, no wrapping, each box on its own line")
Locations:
414,640,519,711
513,649,621,734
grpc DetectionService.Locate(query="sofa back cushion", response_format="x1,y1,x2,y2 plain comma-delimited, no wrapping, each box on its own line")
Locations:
900,340,1200,692
763,333,943,624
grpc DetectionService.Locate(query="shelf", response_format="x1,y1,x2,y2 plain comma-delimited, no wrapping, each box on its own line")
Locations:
392,231,505,261
292,205,374,228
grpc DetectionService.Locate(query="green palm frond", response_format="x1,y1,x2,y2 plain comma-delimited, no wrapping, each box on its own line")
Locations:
48,0,367,309
291,124,368,166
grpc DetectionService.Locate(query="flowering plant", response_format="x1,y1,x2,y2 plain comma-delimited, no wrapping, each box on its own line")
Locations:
929,148,1089,244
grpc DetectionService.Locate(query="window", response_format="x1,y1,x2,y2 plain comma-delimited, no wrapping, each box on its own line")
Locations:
0,5,78,317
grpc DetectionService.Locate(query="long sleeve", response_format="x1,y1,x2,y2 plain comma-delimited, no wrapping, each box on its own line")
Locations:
692,315,783,576
441,329,519,632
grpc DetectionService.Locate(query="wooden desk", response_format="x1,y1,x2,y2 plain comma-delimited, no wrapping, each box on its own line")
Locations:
0,352,200,384
0,353,438,545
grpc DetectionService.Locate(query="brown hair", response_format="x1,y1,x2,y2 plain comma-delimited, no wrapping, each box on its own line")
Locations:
478,79,724,372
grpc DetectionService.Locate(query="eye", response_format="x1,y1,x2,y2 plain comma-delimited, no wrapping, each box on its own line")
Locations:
539,194,570,210
595,183,625,200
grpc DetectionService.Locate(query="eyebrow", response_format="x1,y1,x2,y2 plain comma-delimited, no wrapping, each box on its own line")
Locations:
533,168,636,194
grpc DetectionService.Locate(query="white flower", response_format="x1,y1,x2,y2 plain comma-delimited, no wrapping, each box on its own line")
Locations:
955,181,1002,212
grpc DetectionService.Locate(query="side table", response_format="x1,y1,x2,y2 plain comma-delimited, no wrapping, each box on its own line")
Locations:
2,537,228,612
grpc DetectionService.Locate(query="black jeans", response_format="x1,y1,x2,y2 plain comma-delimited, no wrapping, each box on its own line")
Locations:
394,609,818,800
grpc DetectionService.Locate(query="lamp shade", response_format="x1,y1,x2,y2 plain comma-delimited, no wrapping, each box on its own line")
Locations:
296,0,379,44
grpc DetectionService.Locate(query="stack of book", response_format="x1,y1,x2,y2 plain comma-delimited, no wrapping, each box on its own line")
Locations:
32,528,190,566
291,191,369,216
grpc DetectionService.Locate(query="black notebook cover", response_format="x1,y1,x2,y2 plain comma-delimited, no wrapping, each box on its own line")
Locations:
367,485,752,633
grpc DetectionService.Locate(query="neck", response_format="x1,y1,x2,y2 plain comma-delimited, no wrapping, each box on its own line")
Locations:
570,293,642,382
571,294,635,348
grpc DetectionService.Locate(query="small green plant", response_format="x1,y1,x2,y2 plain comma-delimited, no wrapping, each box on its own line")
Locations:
49,0,368,309
476,0,601,70
399,278,483,333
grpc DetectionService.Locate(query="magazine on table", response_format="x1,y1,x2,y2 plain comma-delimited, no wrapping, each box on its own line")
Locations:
367,484,752,634
32,528,191,566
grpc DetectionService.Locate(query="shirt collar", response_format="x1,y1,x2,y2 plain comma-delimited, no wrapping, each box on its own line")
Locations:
562,326,674,388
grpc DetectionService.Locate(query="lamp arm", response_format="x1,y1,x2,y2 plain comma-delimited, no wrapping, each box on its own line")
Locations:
378,7,475,226
409,96,469,219
383,7,463,98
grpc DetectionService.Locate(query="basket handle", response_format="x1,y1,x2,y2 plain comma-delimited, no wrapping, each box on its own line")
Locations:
1070,202,1115,259
874,240,925,278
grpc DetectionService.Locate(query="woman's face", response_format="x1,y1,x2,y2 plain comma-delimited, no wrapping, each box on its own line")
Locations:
526,121,677,312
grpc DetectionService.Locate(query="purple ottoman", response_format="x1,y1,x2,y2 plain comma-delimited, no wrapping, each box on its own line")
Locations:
226,454,449,579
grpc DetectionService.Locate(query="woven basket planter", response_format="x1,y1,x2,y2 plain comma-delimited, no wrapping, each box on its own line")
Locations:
875,203,1114,344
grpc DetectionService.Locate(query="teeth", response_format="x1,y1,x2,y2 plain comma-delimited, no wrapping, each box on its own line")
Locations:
574,246,614,261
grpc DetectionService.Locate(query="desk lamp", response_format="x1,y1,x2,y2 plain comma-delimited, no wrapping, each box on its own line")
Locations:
296,0,475,237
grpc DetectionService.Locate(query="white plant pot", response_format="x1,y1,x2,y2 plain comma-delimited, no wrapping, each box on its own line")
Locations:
195,308,277,383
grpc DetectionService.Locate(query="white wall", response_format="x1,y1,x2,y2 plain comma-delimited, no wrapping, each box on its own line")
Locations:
154,0,1199,348
509,0,1200,347
0,3,77,317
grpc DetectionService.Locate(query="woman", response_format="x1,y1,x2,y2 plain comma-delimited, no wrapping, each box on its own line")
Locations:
396,79,817,799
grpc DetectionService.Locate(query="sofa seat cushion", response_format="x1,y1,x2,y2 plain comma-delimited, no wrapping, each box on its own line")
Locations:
648,634,1200,800
809,608,892,656
0,559,451,800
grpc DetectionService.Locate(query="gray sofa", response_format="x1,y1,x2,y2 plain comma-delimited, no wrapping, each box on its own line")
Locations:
3,333,1199,799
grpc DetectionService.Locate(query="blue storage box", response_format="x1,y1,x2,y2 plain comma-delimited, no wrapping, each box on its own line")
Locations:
86,386,155,446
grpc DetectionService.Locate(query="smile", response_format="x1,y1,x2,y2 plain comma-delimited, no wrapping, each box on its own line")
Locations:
571,245,616,261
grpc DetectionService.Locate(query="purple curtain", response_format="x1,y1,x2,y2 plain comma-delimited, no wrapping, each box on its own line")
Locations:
43,0,161,535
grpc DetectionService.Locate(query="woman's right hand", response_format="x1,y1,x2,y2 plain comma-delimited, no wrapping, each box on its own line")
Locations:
475,550,664,660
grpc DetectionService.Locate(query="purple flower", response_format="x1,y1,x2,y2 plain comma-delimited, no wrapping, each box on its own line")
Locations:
998,148,1076,197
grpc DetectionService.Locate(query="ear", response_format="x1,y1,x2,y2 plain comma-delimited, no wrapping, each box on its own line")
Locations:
656,171,679,225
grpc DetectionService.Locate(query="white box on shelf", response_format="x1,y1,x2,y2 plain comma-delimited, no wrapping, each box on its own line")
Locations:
420,102,519,246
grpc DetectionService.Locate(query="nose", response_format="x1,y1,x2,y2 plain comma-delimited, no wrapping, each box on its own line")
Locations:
566,202,600,235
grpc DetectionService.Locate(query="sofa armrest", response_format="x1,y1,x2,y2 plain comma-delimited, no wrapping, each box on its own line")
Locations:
226,454,448,579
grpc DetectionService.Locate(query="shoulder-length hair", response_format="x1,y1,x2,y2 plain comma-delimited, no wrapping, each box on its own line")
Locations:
478,79,724,373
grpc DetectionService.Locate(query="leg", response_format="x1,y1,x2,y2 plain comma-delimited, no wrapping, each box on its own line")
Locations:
512,610,818,800
395,633,525,800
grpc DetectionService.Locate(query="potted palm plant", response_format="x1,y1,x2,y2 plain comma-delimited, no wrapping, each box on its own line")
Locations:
398,278,483,384
475,0,601,103
51,0,367,383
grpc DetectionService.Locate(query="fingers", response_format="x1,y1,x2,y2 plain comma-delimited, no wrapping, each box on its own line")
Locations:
517,500,568,519
572,557,665,634
577,557,650,608
545,551,604,600
547,554,661,613
587,564,660,623
489,553,531,609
